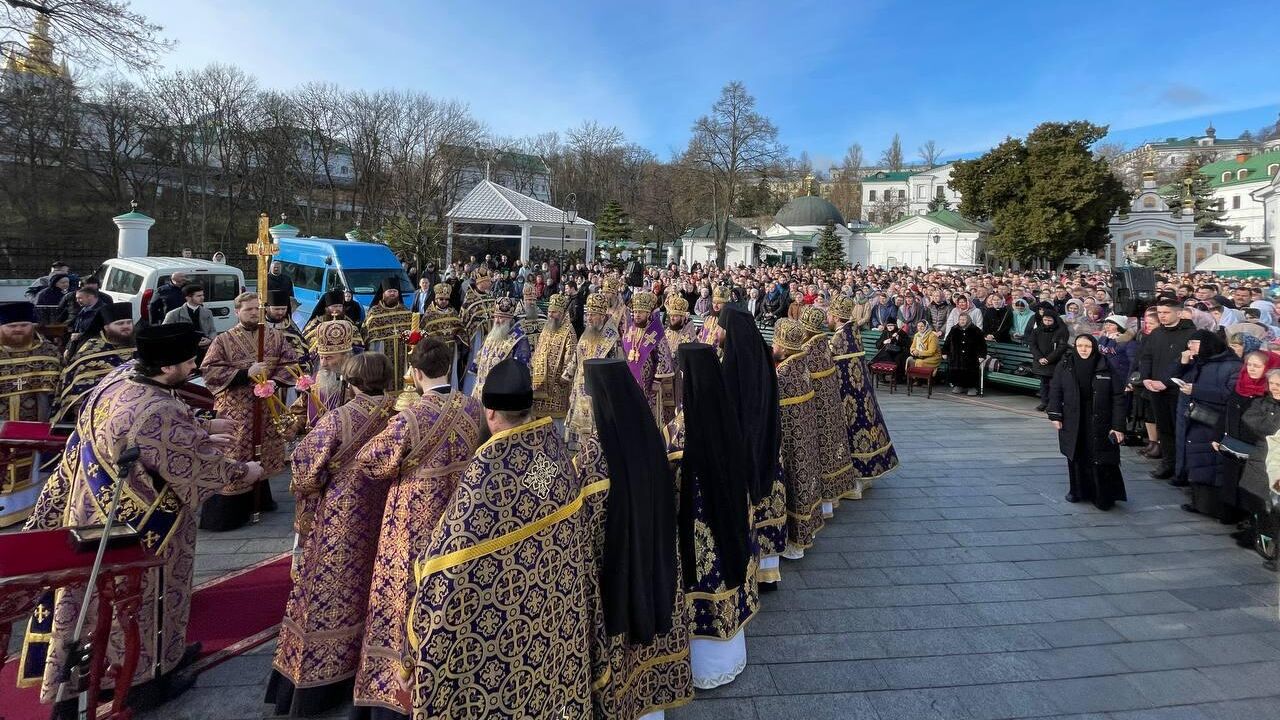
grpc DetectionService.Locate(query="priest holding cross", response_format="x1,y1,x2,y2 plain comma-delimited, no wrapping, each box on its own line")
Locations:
198,215,302,532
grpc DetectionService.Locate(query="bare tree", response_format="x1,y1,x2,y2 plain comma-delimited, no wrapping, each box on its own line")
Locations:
342,89,398,229
917,139,944,167
879,133,903,171
684,81,784,266
842,143,863,178
289,82,351,235
2,0,170,71
76,76,161,207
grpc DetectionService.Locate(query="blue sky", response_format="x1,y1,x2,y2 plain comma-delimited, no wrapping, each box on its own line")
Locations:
127,0,1279,166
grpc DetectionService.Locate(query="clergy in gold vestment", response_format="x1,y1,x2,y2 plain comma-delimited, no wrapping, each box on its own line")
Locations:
577,358,692,719
696,286,731,350
0,301,61,528
364,277,414,383
657,294,696,426
408,358,591,719
20,325,263,712
799,305,859,514
50,302,134,426
771,318,824,558
563,292,623,447
531,293,577,426
199,292,302,532
468,297,531,400
267,353,398,718
351,337,484,720
827,296,899,489
620,292,673,422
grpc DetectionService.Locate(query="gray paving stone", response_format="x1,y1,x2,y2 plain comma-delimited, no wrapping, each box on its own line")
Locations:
1029,619,1128,647
752,692,879,720
125,387,1280,720
764,659,886,694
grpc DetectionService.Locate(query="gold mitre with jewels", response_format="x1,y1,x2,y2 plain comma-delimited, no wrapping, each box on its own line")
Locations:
493,296,517,319
433,282,450,298
631,291,658,315
773,318,807,353
473,266,492,281
315,319,357,356
829,295,854,321
799,305,829,336
585,292,610,315
664,293,689,317
603,276,624,294
522,284,539,301
548,293,569,311
712,286,732,303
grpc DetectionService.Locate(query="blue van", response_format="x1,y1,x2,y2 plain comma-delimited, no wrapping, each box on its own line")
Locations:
274,237,413,325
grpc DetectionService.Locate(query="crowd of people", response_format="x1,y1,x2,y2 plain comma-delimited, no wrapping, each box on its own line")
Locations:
5,251,1280,718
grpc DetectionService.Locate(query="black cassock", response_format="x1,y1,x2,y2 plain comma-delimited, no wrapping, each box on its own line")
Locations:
1048,352,1128,510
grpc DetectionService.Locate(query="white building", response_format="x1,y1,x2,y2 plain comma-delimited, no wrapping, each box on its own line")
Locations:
1251,164,1280,274
860,163,961,224
759,196,863,265
678,219,766,266
1199,150,1280,244
863,209,987,269
1115,124,1259,185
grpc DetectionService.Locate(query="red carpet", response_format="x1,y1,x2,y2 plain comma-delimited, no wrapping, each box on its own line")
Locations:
2,552,292,715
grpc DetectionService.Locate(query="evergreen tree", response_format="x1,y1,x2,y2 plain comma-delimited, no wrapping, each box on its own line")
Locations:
1162,159,1224,232
950,121,1130,264
595,199,631,259
927,194,951,212
812,221,845,270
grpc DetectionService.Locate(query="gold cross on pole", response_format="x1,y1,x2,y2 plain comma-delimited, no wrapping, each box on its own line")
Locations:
246,213,279,300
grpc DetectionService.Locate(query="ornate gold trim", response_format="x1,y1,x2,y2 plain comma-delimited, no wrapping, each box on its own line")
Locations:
779,390,814,406
809,367,837,380
474,416,552,455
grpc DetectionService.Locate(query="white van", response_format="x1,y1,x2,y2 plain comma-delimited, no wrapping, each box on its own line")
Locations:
99,257,246,333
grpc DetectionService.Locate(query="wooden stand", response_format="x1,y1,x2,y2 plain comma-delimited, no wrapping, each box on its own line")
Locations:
0,529,161,720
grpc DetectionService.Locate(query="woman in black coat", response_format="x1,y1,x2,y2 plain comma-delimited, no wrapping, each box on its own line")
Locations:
1174,330,1242,518
942,312,987,395
871,320,911,378
1048,334,1127,510
982,294,1012,344
1030,310,1070,412
1214,350,1280,528
1238,370,1280,569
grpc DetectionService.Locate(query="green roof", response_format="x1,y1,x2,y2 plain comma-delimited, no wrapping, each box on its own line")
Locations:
861,170,913,183
270,222,299,231
681,219,760,240
113,211,152,221
878,209,987,234
1200,150,1280,188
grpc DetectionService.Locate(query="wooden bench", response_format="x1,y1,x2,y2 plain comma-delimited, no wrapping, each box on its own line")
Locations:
981,341,1041,395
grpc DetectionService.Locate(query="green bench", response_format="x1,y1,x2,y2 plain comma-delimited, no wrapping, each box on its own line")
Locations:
981,341,1041,394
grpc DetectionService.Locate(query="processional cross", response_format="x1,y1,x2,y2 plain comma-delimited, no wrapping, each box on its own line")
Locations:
245,213,279,522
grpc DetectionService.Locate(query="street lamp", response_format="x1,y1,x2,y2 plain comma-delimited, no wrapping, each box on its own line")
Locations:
928,227,940,268
647,224,656,265
561,191,577,272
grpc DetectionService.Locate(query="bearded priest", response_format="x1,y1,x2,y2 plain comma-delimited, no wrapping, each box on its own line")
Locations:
51,301,134,425
20,324,263,714
0,301,61,528
364,277,413,383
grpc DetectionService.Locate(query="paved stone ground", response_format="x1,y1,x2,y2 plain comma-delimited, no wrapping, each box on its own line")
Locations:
75,388,1280,718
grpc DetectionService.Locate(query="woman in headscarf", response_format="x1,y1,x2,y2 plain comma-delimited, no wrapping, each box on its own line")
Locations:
1076,299,1104,337
1006,298,1036,345
905,319,942,375
1048,334,1127,510
870,319,910,379
942,312,986,396
1030,310,1070,412
1238,369,1280,570
981,293,1011,343
1213,348,1280,529
849,291,871,330
34,272,70,325
1174,329,1241,514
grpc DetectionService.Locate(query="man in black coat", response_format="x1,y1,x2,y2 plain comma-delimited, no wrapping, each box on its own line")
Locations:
1137,298,1197,481
147,271,188,322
